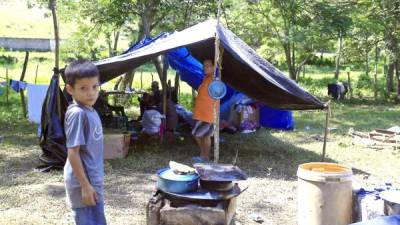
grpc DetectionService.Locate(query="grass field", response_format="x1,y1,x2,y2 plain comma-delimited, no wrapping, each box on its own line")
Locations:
1,77,400,224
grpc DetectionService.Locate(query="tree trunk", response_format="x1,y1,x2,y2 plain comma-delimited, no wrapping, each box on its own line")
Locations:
106,32,113,57
396,60,400,98
120,6,153,91
292,42,295,78
153,56,164,86
387,62,395,92
374,45,379,100
113,30,120,56
119,70,135,91
334,31,343,80
365,50,369,77
347,72,353,99
284,44,296,80
49,0,59,69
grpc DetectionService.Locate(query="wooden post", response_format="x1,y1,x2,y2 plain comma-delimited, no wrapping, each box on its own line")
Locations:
347,72,353,99
151,72,154,83
50,0,59,69
191,88,196,108
6,68,9,105
161,56,169,142
34,64,39,84
322,103,331,162
140,71,143,89
20,51,29,118
174,72,180,102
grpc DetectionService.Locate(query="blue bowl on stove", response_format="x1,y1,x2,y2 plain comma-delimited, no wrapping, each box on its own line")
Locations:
156,168,199,193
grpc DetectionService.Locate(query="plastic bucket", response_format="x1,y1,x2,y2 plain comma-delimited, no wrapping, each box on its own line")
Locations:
297,162,353,225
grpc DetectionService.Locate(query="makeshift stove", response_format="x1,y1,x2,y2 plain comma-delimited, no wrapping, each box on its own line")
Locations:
147,163,248,225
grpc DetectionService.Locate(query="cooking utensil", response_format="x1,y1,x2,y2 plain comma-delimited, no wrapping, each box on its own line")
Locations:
194,163,248,182
161,183,246,201
200,180,234,191
156,168,199,194
208,80,227,100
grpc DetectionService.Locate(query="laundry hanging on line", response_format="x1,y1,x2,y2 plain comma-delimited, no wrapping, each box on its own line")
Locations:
9,79,27,93
0,81,7,87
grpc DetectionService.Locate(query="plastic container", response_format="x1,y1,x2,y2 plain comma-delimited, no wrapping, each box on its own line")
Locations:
297,162,353,225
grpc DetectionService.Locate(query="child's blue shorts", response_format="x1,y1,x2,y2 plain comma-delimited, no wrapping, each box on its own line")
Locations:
72,201,107,225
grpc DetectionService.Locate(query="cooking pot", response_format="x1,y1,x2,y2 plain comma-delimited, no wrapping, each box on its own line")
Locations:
200,179,234,191
156,168,199,194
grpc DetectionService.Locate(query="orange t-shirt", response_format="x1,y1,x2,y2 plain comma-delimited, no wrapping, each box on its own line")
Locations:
193,75,219,123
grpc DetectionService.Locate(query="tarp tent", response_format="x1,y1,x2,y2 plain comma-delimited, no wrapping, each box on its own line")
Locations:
95,19,326,110
38,19,325,170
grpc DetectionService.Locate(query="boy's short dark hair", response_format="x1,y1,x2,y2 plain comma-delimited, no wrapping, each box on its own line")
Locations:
65,59,100,86
203,59,214,65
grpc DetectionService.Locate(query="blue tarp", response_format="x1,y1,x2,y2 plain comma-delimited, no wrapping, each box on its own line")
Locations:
123,31,294,128
260,105,294,130
166,47,237,120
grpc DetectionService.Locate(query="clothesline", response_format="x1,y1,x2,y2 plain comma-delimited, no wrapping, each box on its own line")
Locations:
0,79,46,93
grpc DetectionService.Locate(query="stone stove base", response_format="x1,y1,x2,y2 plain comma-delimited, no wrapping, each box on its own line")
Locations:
146,192,237,225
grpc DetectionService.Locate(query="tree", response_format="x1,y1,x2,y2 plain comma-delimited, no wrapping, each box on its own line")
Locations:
377,0,400,95
33,0,64,69
311,1,353,80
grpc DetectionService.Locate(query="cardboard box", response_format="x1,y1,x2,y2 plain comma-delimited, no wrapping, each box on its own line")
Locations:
103,130,131,159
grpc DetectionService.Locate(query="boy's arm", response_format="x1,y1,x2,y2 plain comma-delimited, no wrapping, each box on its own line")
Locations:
68,146,97,206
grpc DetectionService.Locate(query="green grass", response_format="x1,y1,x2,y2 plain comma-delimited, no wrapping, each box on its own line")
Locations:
1,83,400,224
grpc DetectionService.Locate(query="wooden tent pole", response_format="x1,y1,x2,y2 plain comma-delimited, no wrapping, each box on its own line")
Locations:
140,71,143,89
161,56,169,142
20,51,29,118
6,68,9,105
34,64,39,84
213,0,223,163
321,102,331,162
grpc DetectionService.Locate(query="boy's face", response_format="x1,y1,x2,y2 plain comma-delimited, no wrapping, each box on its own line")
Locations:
203,60,214,76
66,77,100,107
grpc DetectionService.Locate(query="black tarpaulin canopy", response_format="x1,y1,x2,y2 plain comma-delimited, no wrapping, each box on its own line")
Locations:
95,19,326,110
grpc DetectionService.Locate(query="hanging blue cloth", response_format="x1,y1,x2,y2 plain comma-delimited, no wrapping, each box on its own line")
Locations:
10,80,27,93
0,81,7,87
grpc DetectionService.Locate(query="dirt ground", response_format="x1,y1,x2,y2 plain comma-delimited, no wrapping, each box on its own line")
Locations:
1,103,400,224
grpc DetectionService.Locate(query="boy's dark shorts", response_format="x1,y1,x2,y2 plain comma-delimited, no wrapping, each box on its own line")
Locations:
192,120,215,137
